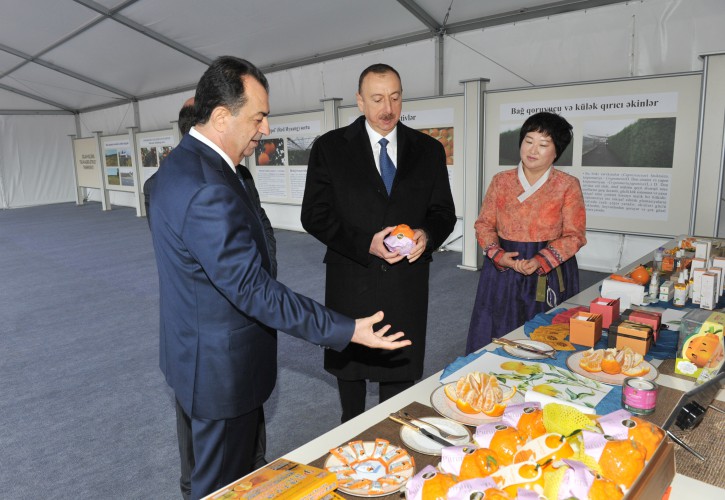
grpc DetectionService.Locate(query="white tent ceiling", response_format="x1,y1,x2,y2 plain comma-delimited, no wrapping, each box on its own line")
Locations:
0,0,631,115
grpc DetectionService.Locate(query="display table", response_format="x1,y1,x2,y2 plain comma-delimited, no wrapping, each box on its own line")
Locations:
284,283,725,498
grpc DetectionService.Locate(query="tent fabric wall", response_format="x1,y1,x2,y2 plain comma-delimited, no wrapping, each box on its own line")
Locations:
0,0,723,228
0,115,75,208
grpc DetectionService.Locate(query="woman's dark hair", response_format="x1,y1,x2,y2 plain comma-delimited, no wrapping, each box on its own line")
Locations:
519,112,573,162
194,56,269,125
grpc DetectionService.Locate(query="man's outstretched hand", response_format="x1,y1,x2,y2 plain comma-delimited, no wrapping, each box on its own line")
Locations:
350,311,411,350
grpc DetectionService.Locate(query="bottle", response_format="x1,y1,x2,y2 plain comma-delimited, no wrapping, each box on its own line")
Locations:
673,272,687,307
648,271,660,301
654,247,664,272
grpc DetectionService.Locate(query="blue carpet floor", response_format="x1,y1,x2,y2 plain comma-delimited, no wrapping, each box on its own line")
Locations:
0,202,606,498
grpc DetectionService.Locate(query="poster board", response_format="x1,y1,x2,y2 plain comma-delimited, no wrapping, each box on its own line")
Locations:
484,73,701,236
101,133,136,192
248,110,324,204
73,137,101,188
135,129,176,189
339,94,465,217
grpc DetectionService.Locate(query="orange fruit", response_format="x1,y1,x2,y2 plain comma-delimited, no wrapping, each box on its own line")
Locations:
629,265,650,285
489,426,525,466
421,470,457,500
616,347,650,376
517,407,546,441
598,439,646,489
257,152,270,165
601,349,622,375
445,372,513,416
579,348,604,372
482,403,506,417
481,489,512,500
390,224,415,240
588,475,624,500
263,142,276,155
459,448,502,480
627,417,664,461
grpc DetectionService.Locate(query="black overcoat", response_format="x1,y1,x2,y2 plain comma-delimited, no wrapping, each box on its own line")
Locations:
301,116,456,381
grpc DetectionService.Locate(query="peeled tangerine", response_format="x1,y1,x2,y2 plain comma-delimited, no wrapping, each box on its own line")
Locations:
444,371,516,416
579,347,650,377
458,448,502,480
598,438,646,489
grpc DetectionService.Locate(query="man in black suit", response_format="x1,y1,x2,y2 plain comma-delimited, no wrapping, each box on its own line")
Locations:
301,63,456,422
149,56,410,499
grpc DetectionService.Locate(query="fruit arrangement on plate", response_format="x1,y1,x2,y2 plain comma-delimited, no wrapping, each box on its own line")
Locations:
579,346,650,377
443,371,517,417
405,402,666,500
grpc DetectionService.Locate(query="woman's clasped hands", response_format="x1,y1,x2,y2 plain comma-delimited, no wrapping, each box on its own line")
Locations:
499,251,541,276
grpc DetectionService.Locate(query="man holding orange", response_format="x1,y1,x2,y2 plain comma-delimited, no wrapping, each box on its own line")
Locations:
302,63,456,422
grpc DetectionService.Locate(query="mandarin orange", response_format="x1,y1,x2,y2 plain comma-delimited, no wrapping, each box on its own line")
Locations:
598,439,646,489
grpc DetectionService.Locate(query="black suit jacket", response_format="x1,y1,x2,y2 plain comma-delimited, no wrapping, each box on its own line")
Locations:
301,116,456,381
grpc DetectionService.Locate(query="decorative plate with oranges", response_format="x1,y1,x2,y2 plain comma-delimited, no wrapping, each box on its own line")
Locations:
431,371,523,426
566,348,657,385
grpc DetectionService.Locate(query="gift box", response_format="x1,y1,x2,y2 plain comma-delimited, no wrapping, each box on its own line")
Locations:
608,319,654,356
569,311,603,347
621,308,662,342
675,309,725,379
589,297,620,329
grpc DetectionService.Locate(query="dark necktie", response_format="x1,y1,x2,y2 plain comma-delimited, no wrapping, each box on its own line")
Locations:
378,138,396,194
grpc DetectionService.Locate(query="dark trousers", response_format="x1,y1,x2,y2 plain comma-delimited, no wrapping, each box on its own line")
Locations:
337,379,415,423
175,401,267,500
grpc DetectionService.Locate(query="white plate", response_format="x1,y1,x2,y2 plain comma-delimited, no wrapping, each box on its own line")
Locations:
399,416,471,455
502,339,556,360
566,350,658,386
323,440,414,497
430,383,524,427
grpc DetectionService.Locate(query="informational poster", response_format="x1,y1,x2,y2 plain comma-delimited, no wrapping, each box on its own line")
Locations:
250,112,323,204
136,130,175,187
102,134,135,191
486,74,701,235
73,137,100,188
339,94,465,216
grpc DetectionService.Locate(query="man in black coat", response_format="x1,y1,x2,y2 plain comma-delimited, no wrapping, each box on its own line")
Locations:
301,63,456,422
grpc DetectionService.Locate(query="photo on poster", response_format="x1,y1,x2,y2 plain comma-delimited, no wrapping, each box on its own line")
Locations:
105,149,119,167
107,167,120,185
286,136,318,166
255,138,285,166
141,147,158,167
120,169,134,187
582,117,675,168
159,146,173,163
499,124,573,167
118,149,133,167
418,127,454,165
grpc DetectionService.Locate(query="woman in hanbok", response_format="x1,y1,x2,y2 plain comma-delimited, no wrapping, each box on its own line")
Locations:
466,112,586,354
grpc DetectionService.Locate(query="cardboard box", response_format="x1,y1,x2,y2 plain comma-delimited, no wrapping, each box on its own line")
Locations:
569,311,603,347
659,280,674,302
692,267,706,304
694,239,712,261
589,297,620,329
608,319,654,355
624,437,675,500
707,267,723,296
700,272,718,310
621,308,662,342
203,458,336,500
